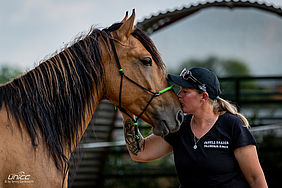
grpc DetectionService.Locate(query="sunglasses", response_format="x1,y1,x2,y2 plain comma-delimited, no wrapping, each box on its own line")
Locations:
180,68,207,92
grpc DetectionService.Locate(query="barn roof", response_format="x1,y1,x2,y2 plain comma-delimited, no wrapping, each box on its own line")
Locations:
137,0,282,34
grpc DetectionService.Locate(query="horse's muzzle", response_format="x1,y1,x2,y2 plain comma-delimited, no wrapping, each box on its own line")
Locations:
152,109,184,136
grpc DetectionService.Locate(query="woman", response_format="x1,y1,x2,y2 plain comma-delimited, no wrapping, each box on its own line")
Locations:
123,67,267,188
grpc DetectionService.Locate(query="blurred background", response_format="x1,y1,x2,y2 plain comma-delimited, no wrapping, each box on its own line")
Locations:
1,0,282,187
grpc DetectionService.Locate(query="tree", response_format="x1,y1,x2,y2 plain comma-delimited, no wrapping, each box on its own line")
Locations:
0,65,23,84
221,59,250,77
171,56,251,77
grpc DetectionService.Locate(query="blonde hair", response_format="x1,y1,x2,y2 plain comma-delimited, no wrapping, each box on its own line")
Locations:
212,97,250,128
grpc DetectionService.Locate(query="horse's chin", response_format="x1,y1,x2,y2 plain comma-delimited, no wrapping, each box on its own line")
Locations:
150,108,184,137
152,120,179,137
152,128,168,137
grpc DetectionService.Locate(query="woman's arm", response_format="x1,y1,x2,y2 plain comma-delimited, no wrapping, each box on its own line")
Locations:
123,116,173,162
234,145,268,188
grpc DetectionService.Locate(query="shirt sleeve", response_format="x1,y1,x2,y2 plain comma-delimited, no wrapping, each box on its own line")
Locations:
232,117,256,150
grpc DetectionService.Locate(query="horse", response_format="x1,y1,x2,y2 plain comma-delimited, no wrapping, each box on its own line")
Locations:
0,11,183,188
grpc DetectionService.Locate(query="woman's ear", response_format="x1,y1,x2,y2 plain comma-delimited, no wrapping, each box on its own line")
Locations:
202,92,209,101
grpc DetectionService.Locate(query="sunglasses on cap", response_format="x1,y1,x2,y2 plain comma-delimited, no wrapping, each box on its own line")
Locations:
180,68,207,92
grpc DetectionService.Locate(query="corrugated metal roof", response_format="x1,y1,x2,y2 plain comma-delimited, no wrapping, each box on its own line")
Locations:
137,0,282,34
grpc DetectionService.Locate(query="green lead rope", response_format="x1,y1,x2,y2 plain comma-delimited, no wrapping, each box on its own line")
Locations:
114,85,174,111
158,85,174,95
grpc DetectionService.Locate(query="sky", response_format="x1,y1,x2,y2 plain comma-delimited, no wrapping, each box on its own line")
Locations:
151,6,282,76
1,0,282,75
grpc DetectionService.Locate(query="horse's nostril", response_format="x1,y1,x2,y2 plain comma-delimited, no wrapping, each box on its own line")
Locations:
176,110,184,125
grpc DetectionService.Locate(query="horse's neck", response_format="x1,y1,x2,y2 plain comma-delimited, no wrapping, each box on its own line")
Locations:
67,96,101,158
67,40,109,156
66,33,118,157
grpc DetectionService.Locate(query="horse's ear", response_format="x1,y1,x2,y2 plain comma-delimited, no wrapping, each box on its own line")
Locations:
121,11,128,23
117,9,135,41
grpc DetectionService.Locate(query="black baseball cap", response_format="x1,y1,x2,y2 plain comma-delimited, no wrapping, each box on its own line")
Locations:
167,67,221,100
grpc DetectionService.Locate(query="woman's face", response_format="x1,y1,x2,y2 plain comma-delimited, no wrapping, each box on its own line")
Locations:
177,87,202,114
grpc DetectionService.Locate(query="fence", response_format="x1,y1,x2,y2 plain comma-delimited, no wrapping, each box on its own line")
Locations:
219,76,282,126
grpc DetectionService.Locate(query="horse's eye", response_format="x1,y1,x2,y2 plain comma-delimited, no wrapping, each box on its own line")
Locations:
141,57,152,66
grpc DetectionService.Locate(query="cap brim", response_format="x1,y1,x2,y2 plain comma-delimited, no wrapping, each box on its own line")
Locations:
167,74,196,89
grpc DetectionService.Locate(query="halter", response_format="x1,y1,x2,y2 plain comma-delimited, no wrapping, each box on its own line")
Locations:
106,31,173,150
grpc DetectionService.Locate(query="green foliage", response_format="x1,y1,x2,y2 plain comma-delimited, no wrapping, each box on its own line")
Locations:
221,59,250,76
0,64,23,83
171,56,250,77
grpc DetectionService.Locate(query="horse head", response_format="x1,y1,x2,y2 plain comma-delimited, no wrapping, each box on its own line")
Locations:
103,11,184,136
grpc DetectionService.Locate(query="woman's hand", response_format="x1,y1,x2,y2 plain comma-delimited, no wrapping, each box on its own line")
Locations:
122,113,173,161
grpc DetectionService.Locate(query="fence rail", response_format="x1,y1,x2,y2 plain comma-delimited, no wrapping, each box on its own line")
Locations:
219,76,282,107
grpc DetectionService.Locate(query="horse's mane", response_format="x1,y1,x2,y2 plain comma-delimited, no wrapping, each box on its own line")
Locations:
0,23,165,172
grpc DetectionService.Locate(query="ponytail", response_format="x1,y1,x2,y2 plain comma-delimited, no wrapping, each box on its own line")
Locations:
213,97,250,128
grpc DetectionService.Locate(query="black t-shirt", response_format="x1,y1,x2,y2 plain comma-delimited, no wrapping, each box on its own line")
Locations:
164,112,256,188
